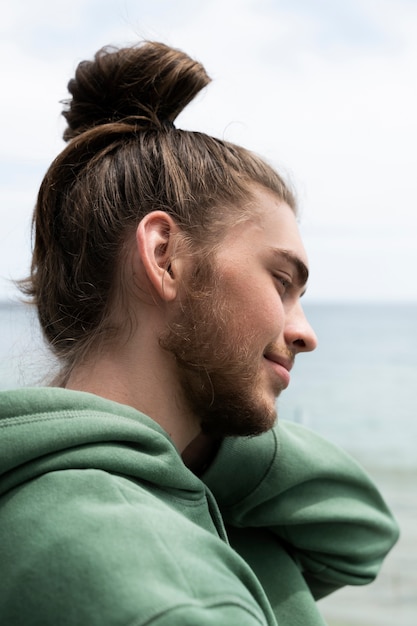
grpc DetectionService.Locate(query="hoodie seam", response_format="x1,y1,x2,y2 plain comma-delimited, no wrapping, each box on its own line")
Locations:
0,409,141,427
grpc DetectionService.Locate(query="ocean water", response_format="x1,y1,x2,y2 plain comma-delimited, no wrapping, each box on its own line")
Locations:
280,302,417,469
1,300,416,469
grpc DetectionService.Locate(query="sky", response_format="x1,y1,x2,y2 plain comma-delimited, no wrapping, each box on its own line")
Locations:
1,0,416,302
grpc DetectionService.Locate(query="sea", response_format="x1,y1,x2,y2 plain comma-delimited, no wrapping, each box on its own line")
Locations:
1,299,416,470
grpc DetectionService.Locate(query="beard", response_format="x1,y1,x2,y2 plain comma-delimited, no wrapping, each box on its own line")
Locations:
159,259,283,439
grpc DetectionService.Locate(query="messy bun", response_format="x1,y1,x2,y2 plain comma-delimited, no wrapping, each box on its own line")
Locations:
22,41,295,383
63,42,210,140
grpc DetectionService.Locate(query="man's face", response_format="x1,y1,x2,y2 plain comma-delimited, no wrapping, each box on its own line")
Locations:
161,186,317,438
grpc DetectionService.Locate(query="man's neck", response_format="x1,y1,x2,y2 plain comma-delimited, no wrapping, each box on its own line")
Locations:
65,343,202,453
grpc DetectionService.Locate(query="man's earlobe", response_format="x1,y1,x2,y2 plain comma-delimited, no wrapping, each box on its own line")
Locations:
136,211,182,301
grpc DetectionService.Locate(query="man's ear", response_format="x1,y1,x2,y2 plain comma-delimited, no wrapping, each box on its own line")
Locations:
136,211,185,301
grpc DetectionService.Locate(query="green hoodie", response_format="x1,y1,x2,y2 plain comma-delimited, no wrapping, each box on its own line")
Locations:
0,388,398,625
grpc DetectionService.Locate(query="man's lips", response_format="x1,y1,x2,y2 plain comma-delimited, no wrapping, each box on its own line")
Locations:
263,353,293,388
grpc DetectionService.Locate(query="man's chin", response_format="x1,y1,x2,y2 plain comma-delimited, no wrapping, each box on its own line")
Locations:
200,400,277,439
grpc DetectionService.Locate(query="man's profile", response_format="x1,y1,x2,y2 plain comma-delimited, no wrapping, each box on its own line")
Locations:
0,41,398,625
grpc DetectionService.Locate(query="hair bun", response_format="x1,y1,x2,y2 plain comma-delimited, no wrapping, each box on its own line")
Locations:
62,41,211,141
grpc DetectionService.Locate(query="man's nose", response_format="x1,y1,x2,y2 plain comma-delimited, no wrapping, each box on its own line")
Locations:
284,303,318,353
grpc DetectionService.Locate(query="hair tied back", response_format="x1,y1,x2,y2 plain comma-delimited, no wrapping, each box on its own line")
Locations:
62,41,209,142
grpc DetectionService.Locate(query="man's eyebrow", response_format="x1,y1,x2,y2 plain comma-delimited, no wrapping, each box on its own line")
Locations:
270,248,309,288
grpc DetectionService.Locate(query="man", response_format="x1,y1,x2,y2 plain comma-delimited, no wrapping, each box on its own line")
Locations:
0,41,399,625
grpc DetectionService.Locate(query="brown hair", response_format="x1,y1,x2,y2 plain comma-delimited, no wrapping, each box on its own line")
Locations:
21,41,296,381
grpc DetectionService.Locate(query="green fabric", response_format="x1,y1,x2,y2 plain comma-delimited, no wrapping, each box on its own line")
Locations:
202,418,399,593
0,388,399,625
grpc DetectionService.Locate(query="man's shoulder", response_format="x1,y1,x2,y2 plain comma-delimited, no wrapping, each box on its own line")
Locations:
0,467,272,626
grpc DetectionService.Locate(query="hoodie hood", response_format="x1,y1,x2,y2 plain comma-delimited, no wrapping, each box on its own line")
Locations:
0,387,202,499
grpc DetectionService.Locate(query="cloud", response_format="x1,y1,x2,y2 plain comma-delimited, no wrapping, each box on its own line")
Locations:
1,0,416,300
